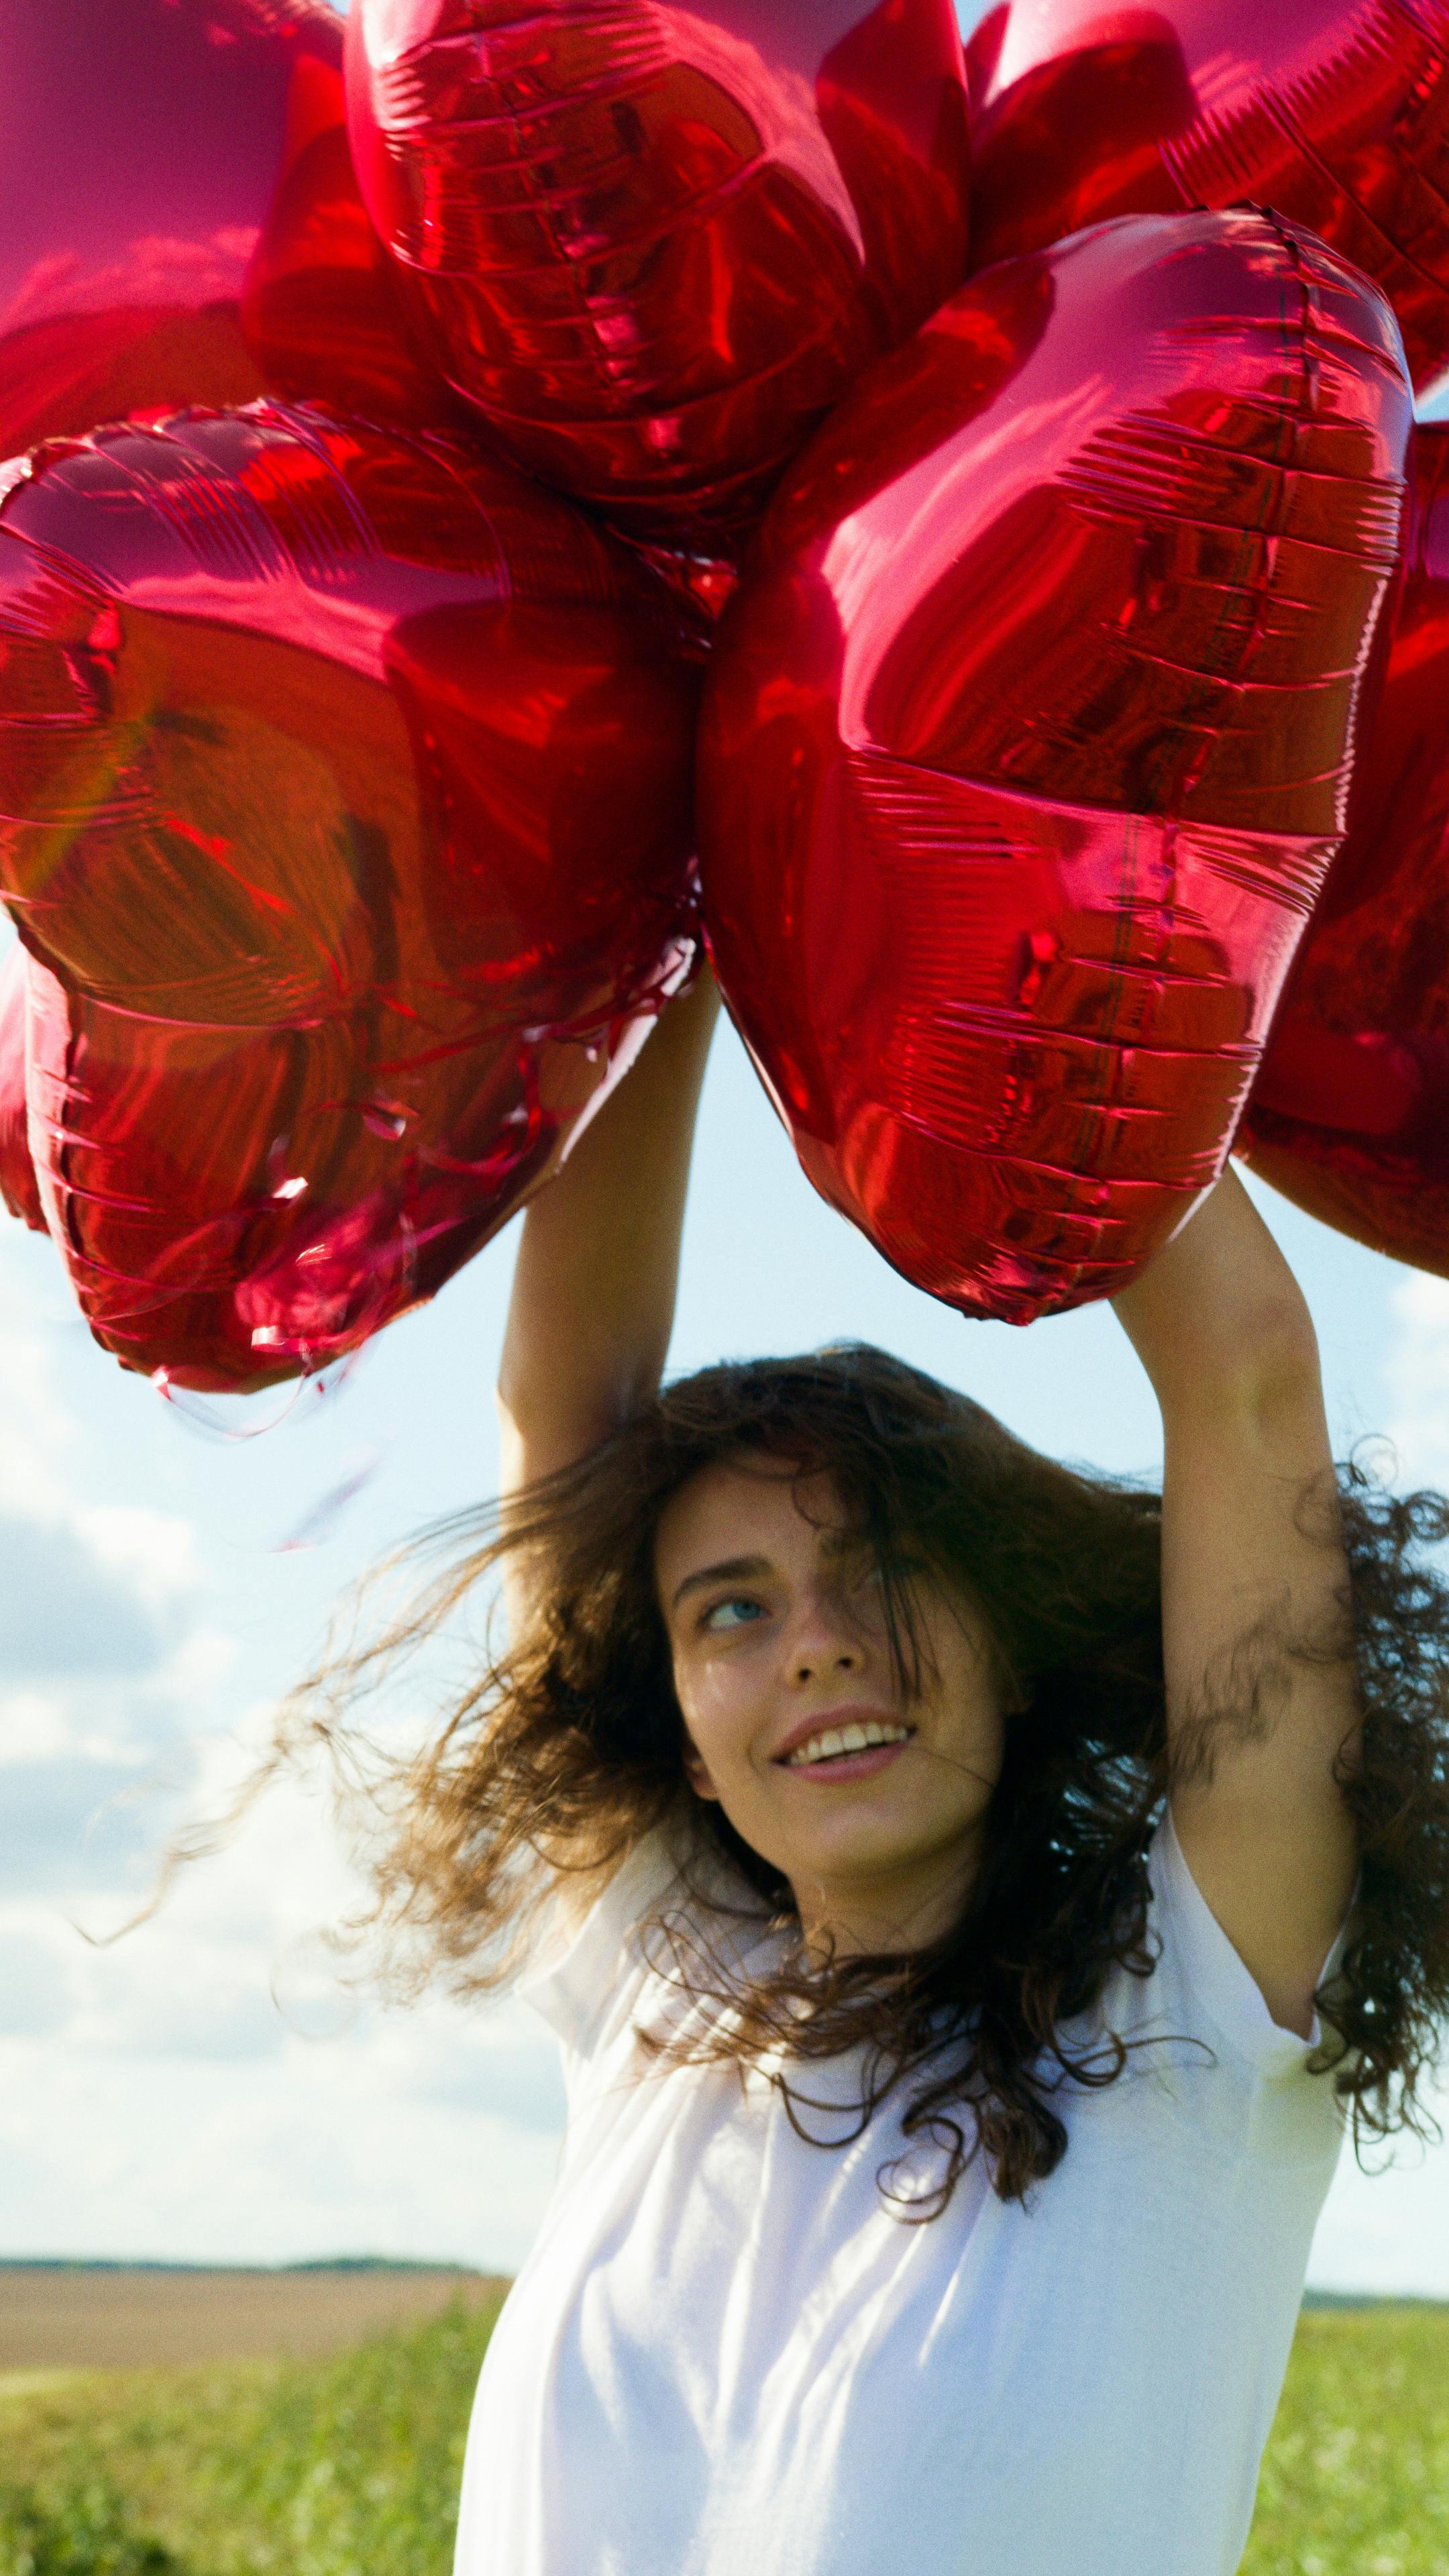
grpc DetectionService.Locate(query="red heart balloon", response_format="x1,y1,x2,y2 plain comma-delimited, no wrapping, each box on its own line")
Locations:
698,209,1411,1322
344,0,972,550
1241,422,1449,1272
0,402,698,1391
0,0,453,456
0,941,44,1231
969,0,1449,395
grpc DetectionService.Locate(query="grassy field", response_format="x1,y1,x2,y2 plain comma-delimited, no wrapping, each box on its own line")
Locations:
0,2296,1446,2574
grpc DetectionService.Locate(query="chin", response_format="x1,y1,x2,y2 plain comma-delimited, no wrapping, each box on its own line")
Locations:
784,1818,954,1878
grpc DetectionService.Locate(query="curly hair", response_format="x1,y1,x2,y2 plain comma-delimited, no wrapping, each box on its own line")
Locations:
290,1344,1449,2218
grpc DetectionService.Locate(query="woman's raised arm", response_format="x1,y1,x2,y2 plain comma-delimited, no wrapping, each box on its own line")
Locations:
1112,1168,1362,2038
496,966,719,1501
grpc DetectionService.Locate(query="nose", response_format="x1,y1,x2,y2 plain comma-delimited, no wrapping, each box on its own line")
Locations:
792,1643,859,1685
786,1587,863,1687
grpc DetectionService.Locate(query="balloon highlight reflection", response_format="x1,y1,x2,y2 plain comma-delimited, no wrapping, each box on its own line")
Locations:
970,0,1449,395
0,0,450,459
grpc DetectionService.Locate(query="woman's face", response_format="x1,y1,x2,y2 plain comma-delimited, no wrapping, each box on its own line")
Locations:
654,1454,1006,1956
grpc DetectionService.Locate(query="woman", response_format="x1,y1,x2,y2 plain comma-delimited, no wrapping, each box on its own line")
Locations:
315,970,1449,2575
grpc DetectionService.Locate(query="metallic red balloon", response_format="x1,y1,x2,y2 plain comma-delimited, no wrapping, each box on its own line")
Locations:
698,209,1411,1323
344,0,972,549
0,0,451,457
1241,423,1449,1273
0,402,698,1391
0,941,44,1231
969,0,1449,395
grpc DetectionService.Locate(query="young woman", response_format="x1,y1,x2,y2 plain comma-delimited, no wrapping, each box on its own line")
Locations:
317,969,1449,2576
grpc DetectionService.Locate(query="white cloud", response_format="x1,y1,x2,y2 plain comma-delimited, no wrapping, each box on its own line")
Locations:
0,1919,74,2038
0,1668,213,1772
0,2035,561,2270
73,1503,203,1612
1381,1269,1449,1491
67,1948,299,2065
1309,2099,1449,2297
153,1624,239,1703
358,2002,567,2133
1291,1260,1449,2286
0,1232,241,1931
0,1703,569,2266
0,1688,72,1764
0,1511,166,1675
0,1660,243,1898
0,1244,207,1698
0,1245,76,1526
0,1754,186,1896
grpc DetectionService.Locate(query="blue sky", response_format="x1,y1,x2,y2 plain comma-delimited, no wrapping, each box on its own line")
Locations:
3,908,1448,2290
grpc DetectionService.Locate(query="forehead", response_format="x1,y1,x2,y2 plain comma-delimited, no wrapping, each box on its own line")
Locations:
653,1455,849,1595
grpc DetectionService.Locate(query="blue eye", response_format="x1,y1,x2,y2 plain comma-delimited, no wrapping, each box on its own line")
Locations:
703,1596,765,1632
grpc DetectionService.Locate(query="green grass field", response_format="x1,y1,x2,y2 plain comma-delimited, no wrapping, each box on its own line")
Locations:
1,2296,1446,2575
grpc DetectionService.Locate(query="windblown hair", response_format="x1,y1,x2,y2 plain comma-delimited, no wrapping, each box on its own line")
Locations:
292,1345,1449,2217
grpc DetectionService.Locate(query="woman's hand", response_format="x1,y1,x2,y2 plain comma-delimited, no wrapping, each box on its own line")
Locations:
496,965,719,1503
1113,1168,1361,2037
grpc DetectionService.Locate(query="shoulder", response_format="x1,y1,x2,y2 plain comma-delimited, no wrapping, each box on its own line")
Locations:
1146,1807,1354,2081
517,1815,776,2068
516,1830,683,2060
1057,1807,1356,2167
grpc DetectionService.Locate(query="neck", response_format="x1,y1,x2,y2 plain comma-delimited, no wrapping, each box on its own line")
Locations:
791,1831,983,1962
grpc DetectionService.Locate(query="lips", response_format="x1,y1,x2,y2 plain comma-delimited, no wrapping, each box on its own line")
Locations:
771,1707,916,1770
782,1739,914,1785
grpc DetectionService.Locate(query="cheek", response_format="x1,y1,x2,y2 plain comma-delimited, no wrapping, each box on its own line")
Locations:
918,1619,1006,1767
671,1655,722,1772
673,1650,767,1780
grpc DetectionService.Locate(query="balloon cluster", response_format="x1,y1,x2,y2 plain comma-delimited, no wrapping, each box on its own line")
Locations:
0,0,1443,1393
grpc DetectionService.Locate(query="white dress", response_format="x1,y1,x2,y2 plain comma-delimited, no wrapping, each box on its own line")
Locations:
453,1807,1355,2576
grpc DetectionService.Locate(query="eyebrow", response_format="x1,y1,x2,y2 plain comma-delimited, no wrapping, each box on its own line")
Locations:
669,1554,773,1613
667,1529,869,1616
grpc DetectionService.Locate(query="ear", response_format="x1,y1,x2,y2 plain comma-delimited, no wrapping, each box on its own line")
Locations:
682,1735,721,1802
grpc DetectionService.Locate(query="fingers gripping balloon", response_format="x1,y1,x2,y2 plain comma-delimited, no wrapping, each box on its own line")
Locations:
344,0,972,549
698,209,1411,1324
1242,423,1449,1275
969,0,1449,395
0,0,450,457
0,405,698,1391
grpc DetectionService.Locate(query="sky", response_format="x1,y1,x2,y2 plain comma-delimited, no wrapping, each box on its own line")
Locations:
3,908,1449,2293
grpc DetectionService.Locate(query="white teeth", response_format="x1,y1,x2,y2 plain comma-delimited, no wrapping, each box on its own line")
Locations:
785,1721,911,1768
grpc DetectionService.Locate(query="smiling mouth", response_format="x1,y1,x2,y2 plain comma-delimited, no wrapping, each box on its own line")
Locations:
778,1719,914,1772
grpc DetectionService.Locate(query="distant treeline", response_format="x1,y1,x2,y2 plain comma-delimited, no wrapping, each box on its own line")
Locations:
1299,2286,1445,2308
0,2256,488,2275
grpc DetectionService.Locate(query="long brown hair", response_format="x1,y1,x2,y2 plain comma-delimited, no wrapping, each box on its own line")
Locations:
292,1344,1449,2216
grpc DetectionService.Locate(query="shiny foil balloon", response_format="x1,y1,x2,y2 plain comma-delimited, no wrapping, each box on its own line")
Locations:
0,941,44,1231
969,0,1449,395
1241,423,1449,1273
0,0,451,458
345,0,972,549
698,209,1411,1323
0,403,697,1391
